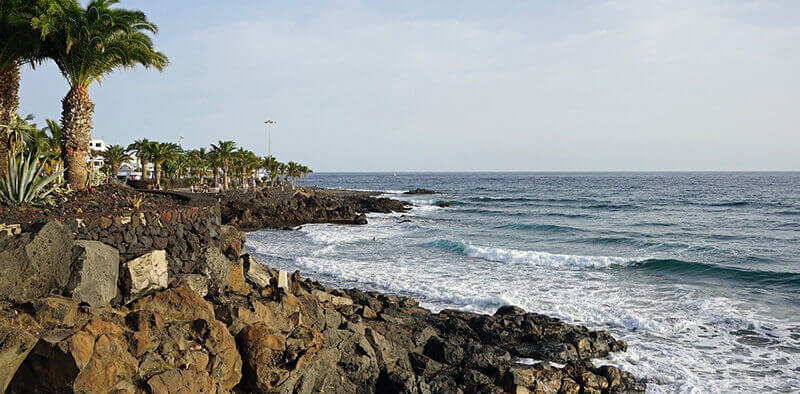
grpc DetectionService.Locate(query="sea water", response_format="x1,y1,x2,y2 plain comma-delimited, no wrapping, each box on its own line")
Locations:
245,172,800,393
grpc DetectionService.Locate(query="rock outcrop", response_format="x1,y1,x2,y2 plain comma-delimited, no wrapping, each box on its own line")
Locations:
121,250,169,302
220,187,410,230
67,240,120,306
0,326,37,392
0,221,74,302
404,188,437,195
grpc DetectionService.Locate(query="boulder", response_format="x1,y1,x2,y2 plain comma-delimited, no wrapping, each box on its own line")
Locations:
147,369,216,394
237,323,324,392
191,246,230,296
277,270,289,290
218,224,244,258
8,319,138,393
228,259,249,296
132,286,215,323
403,188,436,195
121,250,168,303
175,274,209,298
312,290,353,307
33,296,78,327
67,240,120,306
465,305,627,362
0,221,74,302
0,326,38,392
424,336,464,365
127,309,242,391
216,292,301,335
241,254,274,289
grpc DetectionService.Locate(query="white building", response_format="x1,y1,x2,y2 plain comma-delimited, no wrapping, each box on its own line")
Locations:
88,139,107,171
88,138,143,180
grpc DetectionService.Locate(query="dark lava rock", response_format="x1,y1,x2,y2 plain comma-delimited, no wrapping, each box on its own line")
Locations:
220,187,410,230
404,188,437,195
0,221,74,302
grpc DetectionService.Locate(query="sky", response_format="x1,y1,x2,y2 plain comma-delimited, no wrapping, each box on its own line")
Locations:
17,0,800,172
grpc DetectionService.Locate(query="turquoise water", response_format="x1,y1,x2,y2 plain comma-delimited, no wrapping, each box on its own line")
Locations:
245,172,800,393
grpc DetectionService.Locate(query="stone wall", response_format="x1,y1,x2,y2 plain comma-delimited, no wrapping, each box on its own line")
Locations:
0,191,222,274
70,205,220,274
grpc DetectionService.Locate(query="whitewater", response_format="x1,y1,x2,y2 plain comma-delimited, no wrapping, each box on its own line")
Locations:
245,172,800,393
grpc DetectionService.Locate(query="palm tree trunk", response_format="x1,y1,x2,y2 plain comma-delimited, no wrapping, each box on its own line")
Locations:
141,159,149,180
0,62,20,177
154,162,162,189
61,86,94,190
222,162,229,190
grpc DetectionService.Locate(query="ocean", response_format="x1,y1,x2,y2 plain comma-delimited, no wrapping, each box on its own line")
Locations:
244,172,800,393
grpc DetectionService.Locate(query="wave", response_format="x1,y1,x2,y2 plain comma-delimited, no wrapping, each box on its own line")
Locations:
468,196,542,203
632,259,800,289
707,201,749,207
494,223,586,233
583,203,638,210
772,210,800,216
422,240,800,288
424,240,637,268
540,212,592,218
454,208,528,217
433,200,465,207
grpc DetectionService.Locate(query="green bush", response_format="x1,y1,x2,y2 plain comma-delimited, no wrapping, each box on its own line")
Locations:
0,152,63,205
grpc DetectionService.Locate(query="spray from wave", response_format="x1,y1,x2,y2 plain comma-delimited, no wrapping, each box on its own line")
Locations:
425,239,639,268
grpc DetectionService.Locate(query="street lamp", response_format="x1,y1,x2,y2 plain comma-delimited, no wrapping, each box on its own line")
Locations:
264,120,276,158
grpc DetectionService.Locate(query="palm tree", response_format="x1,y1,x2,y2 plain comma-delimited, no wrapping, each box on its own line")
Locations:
277,162,288,186
146,141,180,189
100,144,131,180
232,148,259,188
286,161,302,188
209,140,236,190
34,0,167,189
207,150,220,189
187,148,207,184
300,164,312,181
127,138,152,180
0,0,50,175
1,113,35,155
262,155,279,187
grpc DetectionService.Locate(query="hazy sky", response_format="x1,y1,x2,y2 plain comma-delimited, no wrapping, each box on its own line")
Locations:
17,0,800,171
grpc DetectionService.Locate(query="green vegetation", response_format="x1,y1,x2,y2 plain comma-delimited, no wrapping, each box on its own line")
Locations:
0,0,311,202
100,144,131,179
33,0,168,190
0,150,62,204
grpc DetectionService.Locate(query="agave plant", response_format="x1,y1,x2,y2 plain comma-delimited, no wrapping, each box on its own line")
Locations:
0,151,63,204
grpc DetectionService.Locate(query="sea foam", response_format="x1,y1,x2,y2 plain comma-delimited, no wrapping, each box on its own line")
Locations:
429,239,639,269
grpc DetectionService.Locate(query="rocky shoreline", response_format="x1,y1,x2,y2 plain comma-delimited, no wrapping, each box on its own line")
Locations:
0,188,646,393
219,186,411,230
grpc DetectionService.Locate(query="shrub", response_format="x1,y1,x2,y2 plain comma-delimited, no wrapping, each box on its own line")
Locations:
0,152,63,205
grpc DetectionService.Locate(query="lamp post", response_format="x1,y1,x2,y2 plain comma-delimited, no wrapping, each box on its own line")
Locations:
264,120,276,158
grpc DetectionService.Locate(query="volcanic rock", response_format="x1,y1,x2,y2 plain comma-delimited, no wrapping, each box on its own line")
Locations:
0,221,73,302
121,250,168,303
67,240,119,306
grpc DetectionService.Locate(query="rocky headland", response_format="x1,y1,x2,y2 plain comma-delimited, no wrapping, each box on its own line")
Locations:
219,187,411,230
0,187,645,393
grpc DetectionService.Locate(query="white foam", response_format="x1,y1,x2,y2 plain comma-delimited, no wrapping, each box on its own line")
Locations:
244,220,800,393
461,243,638,268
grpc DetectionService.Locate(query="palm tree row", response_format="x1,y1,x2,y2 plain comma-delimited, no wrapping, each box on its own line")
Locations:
142,139,312,191
1,0,167,189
